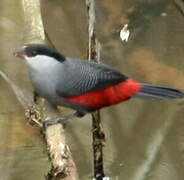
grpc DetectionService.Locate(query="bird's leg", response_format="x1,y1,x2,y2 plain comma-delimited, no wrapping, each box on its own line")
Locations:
43,111,85,127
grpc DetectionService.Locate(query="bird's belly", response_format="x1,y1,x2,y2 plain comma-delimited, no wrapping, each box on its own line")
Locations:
30,75,57,104
64,79,142,109
31,77,88,112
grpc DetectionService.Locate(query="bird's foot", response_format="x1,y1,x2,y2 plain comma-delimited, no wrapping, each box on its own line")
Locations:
43,117,67,127
43,111,86,128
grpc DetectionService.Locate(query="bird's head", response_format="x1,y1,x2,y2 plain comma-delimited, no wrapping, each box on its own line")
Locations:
14,44,65,62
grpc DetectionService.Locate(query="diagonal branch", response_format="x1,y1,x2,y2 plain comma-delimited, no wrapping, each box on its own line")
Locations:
174,0,184,16
20,0,79,179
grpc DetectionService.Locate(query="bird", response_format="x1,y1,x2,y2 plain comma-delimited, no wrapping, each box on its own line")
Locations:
14,43,184,126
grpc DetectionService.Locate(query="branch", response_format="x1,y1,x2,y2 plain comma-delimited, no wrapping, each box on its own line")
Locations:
86,0,107,179
20,0,79,179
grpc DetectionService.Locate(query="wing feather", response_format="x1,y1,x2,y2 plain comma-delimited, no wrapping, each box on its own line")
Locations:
56,58,127,97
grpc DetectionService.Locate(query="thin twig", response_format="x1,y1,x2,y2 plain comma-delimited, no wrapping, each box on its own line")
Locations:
0,71,31,108
86,0,106,179
174,0,184,16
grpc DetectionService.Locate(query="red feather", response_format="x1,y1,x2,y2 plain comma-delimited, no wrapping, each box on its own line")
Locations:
65,78,142,108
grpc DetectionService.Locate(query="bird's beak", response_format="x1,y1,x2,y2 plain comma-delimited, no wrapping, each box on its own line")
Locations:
13,48,26,59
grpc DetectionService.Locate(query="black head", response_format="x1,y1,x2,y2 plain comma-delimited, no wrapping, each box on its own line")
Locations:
14,43,65,62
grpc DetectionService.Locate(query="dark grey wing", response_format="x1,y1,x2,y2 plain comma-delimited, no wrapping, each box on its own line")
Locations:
56,58,127,96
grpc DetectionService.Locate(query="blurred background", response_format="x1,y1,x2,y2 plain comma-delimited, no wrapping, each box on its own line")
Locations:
1,0,184,179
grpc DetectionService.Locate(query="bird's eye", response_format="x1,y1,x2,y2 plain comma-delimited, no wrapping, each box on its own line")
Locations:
32,51,37,56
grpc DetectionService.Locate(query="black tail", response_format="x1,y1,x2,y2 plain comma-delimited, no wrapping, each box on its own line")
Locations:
134,83,184,99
